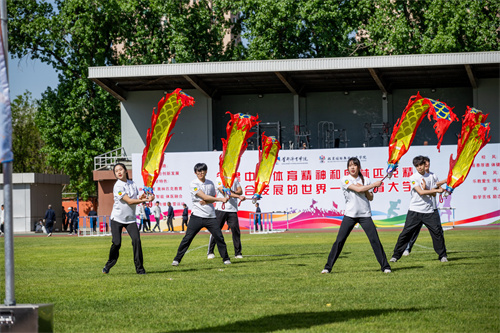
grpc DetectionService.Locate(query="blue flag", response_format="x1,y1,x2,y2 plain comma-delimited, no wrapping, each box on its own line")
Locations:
0,26,13,163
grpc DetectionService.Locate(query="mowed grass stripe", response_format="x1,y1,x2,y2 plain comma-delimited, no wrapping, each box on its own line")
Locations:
0,228,498,332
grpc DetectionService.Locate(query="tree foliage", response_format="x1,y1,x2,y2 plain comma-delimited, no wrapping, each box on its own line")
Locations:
10,91,55,173
353,0,500,55
7,0,499,199
8,0,124,199
230,0,359,59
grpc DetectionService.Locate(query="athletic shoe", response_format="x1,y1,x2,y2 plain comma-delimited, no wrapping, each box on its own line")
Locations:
102,267,109,274
440,257,448,262
403,250,410,256
389,257,398,262
47,233,52,237
321,269,330,274
223,260,231,265
137,271,146,275
235,255,243,259
384,269,392,273
172,260,179,266
207,253,215,260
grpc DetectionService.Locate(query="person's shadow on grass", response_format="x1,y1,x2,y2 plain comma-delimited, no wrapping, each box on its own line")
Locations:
164,307,427,332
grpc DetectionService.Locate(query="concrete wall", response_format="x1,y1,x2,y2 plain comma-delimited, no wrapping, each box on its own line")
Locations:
120,82,498,155
213,94,294,151
477,78,499,143
121,89,213,154
0,173,69,233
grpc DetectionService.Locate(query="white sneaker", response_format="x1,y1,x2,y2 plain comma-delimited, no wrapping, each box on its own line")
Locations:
440,257,448,262
223,260,231,265
403,250,410,256
171,260,179,266
389,257,398,262
207,253,215,260
321,269,330,274
235,255,243,259
384,269,392,273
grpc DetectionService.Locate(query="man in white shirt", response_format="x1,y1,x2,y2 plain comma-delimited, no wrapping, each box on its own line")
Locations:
151,201,162,232
207,178,245,259
172,163,231,266
403,156,447,256
390,155,448,263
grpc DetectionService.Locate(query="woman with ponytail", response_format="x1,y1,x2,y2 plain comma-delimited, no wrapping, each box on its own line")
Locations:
102,163,155,275
321,157,392,274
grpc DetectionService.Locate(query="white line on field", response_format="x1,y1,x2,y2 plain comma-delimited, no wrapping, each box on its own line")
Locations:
184,236,282,254
414,243,435,250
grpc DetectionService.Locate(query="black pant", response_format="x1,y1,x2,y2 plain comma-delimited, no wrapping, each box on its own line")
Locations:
46,221,54,234
405,209,442,253
152,217,161,232
104,219,145,274
70,219,78,234
167,217,174,231
143,219,151,231
62,219,68,231
208,211,242,256
392,210,447,260
174,214,230,263
182,218,188,231
324,216,391,272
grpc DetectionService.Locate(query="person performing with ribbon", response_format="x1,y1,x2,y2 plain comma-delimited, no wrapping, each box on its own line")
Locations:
205,112,259,259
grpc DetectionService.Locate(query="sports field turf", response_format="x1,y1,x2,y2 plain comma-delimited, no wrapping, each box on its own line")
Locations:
1,228,499,332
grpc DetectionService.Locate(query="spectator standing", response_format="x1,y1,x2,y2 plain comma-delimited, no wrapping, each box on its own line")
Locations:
152,201,162,232
69,207,79,235
137,203,146,232
166,202,174,232
144,205,151,232
88,206,98,233
61,206,68,232
254,203,262,232
181,204,189,232
44,204,56,237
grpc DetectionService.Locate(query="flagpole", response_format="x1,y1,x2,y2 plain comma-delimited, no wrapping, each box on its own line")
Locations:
1,0,16,306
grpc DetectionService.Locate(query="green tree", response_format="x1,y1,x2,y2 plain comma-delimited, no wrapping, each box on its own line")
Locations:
8,0,124,199
118,0,242,65
8,0,242,199
10,91,54,173
229,0,359,59
353,0,500,56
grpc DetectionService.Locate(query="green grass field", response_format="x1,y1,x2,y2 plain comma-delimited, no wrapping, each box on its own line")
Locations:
1,228,499,332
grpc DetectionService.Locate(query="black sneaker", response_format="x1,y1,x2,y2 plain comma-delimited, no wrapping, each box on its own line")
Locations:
137,270,146,275
102,267,109,274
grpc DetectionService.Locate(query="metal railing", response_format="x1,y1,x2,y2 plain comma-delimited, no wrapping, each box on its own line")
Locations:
94,147,130,171
78,216,112,236
248,212,288,234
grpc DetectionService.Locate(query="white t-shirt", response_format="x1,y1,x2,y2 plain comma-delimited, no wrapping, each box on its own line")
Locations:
111,179,140,224
408,172,434,214
190,178,217,218
152,205,162,218
428,172,439,210
215,178,241,212
341,175,373,218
